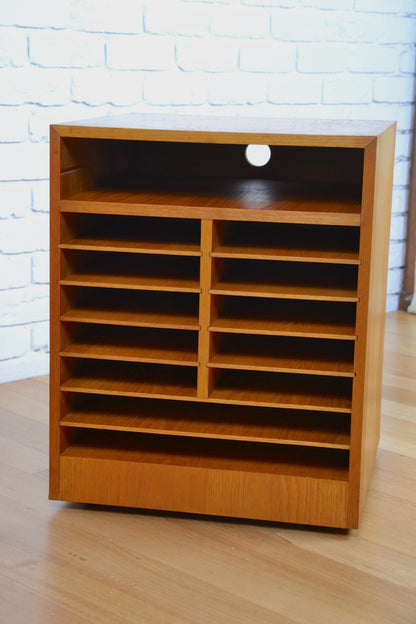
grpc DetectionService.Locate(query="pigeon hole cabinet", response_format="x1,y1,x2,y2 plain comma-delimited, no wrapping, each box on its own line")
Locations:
49,115,395,529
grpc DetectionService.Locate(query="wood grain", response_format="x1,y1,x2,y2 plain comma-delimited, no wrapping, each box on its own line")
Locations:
61,398,350,449
61,182,361,226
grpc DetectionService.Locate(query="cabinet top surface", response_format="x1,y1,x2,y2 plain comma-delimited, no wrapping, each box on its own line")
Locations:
52,113,395,147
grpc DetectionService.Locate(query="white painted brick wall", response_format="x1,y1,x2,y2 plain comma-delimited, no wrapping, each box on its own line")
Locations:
0,0,415,382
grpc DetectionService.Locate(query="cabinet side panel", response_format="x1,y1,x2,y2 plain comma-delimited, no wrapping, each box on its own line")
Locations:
49,127,62,499
359,127,395,516
348,127,395,526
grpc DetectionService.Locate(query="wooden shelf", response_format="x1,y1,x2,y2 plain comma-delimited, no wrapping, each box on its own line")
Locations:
61,180,361,226
212,222,360,264
62,430,350,481
61,361,198,400
60,289,200,330
211,260,358,302
59,326,199,366
50,114,395,528
209,370,353,412
210,298,357,340
208,335,355,376
60,252,201,293
61,397,350,449
60,214,201,256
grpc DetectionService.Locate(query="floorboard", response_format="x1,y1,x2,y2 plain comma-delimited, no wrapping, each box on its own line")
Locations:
0,311,415,623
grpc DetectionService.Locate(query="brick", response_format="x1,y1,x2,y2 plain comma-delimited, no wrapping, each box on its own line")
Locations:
0,0,70,28
242,0,297,6
400,49,416,73
325,13,416,44
0,285,49,324
209,73,267,105
240,41,296,73
0,28,28,67
0,182,31,219
389,241,406,267
32,251,49,284
0,214,49,254
323,77,372,104
355,0,403,12
268,75,322,104
29,30,104,68
374,77,415,103
396,104,414,131
395,133,413,159
0,351,49,382
71,0,143,33
302,0,353,7
0,143,49,181
0,254,31,290
176,38,238,72
31,180,49,213
392,188,409,214
0,325,30,360
387,268,404,293
348,45,397,73
145,1,210,36
71,69,142,106
297,45,347,73
144,72,207,105
271,10,326,41
0,107,29,142
0,67,70,106
106,35,175,71
390,214,407,240
29,104,89,142
211,5,270,38
393,160,411,186
32,321,49,351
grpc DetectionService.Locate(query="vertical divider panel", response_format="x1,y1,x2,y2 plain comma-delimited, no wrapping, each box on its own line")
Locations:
197,219,214,398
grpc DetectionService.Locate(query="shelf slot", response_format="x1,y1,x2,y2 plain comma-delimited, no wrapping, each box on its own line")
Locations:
209,370,353,412
59,325,199,366
62,430,350,481
212,222,360,264
210,259,358,302
60,288,200,330
61,396,351,450
210,296,357,340
60,360,198,400
208,334,355,377
60,214,201,256
61,179,361,226
59,251,201,293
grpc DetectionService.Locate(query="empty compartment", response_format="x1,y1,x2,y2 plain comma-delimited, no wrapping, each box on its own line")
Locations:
60,250,201,292
61,394,351,450
59,324,199,366
210,259,358,301
209,369,353,412
60,359,198,400
60,288,200,330
212,221,360,264
209,334,355,376
60,214,201,256
210,296,357,340
60,139,362,225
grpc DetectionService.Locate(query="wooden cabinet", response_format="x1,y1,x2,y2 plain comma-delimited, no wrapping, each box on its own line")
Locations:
49,114,395,528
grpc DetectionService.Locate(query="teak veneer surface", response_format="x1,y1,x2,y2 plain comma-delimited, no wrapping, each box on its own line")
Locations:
49,114,395,531
61,398,350,449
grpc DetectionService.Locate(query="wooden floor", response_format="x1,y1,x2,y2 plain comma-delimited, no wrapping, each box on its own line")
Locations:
0,311,415,624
